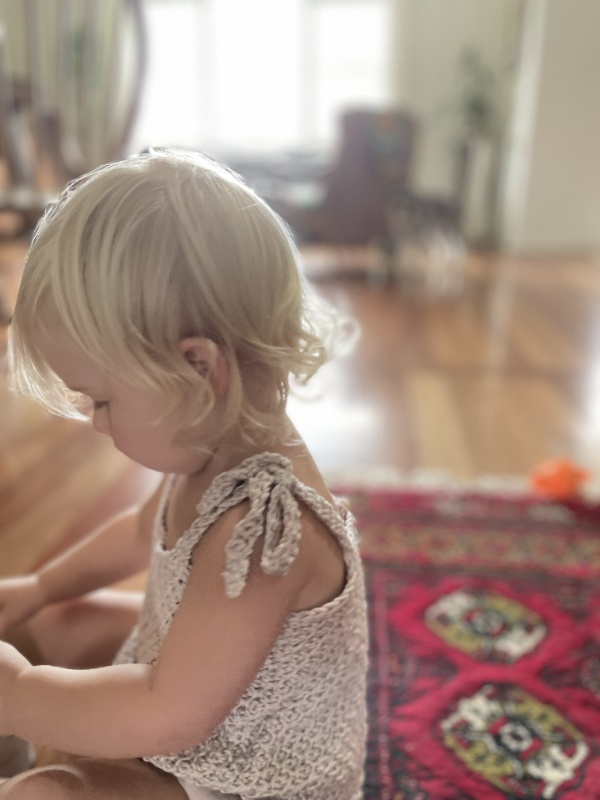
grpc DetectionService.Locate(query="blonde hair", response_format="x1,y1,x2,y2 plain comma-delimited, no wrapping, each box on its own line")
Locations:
10,149,346,446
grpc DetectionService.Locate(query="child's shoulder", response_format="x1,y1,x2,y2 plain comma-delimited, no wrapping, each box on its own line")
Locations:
171,448,348,610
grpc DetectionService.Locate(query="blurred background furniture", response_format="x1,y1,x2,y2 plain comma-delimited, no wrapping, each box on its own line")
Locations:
225,106,465,290
0,0,146,240
289,108,416,245
259,108,418,247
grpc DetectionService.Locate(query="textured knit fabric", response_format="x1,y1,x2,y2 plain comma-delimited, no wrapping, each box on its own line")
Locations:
113,452,368,800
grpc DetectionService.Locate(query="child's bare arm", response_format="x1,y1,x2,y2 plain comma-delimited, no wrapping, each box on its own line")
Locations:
0,504,310,758
36,476,164,603
0,477,165,635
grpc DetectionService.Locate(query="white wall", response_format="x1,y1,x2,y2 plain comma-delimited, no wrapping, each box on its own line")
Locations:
497,0,600,254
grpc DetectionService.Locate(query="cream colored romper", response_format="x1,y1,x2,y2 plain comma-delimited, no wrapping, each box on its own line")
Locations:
114,453,369,800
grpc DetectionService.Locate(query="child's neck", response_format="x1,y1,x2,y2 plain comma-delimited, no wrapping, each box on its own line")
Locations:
164,418,324,551
187,415,300,489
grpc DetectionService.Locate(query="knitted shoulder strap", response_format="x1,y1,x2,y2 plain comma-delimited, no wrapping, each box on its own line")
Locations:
197,453,302,598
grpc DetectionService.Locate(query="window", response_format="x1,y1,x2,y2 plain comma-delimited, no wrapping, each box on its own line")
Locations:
131,0,392,156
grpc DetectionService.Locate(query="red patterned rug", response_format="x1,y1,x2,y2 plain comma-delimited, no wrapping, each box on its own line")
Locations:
343,486,600,800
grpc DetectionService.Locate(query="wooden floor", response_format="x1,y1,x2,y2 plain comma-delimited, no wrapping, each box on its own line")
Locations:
2,238,600,575
295,246,600,481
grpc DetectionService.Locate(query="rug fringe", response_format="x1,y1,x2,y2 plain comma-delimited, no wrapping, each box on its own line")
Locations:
325,466,527,492
325,465,600,503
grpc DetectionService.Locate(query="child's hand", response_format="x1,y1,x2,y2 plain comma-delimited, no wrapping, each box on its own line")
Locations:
0,641,31,734
0,576,45,638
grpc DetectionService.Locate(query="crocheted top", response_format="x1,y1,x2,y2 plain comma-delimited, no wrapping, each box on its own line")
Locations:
113,452,368,800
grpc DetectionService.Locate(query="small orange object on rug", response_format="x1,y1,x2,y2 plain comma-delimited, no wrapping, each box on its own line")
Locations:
530,457,589,501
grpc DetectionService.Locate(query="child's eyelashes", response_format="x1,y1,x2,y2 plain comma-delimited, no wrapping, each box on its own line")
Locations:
92,400,109,410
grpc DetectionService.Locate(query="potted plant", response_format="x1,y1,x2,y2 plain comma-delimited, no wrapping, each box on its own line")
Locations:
453,47,499,245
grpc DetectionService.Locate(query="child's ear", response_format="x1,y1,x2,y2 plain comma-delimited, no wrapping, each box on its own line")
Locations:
178,337,229,397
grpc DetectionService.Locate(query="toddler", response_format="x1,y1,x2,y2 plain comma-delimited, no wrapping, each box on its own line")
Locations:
0,150,368,799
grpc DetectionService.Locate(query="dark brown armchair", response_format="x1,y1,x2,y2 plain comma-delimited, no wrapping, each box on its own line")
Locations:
272,108,418,247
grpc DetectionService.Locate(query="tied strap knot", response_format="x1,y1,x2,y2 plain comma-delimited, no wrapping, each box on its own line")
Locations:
218,457,302,598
